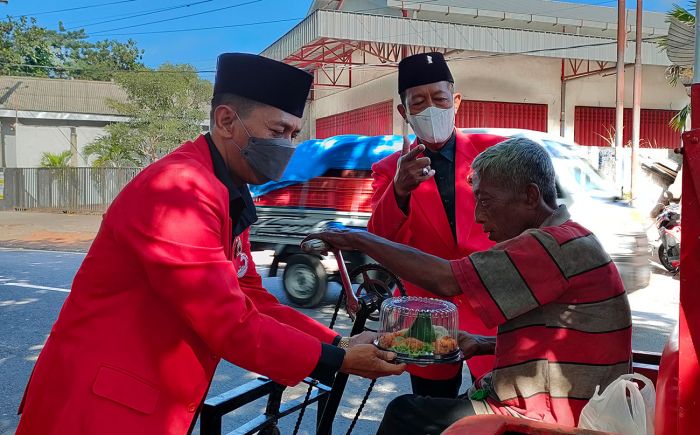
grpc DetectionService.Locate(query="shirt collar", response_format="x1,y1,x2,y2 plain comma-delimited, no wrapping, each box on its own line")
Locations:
540,205,571,228
423,130,456,162
207,133,241,201
205,133,258,236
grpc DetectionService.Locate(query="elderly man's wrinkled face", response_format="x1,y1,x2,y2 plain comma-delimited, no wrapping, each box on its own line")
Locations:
471,172,532,243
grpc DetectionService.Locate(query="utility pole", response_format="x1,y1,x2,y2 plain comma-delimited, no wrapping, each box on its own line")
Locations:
631,1,642,203
615,0,626,196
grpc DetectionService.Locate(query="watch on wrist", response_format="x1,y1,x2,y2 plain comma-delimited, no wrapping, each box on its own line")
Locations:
338,337,351,349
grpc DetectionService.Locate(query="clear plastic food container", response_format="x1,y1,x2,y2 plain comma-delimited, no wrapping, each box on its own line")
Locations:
375,296,461,364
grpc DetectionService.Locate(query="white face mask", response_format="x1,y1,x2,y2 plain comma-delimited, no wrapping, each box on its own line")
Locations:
407,105,455,144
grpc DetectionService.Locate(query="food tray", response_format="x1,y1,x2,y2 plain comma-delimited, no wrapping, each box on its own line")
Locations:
375,296,461,365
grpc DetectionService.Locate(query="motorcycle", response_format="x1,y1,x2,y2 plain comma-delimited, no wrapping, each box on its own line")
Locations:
655,203,681,273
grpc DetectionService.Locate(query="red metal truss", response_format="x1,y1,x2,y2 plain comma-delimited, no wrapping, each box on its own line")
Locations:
315,62,352,88
350,41,450,63
286,39,359,69
284,36,453,91
561,58,623,81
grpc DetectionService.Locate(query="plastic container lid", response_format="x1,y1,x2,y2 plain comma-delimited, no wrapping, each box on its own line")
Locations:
376,296,461,364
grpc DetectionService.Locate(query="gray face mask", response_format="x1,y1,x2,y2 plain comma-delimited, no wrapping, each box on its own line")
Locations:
233,114,296,183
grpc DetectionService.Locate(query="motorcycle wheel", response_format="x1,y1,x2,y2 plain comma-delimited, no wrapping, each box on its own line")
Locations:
658,245,679,273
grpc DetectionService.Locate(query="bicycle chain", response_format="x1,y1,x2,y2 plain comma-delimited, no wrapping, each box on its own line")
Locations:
291,264,405,435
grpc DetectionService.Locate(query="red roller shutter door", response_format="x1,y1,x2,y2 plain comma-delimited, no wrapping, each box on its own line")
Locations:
574,106,681,149
456,100,548,132
315,100,393,139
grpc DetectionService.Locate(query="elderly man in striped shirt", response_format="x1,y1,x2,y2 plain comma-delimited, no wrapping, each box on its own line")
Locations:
303,137,632,434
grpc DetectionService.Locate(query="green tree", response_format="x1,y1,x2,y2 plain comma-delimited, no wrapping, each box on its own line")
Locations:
659,3,695,131
85,64,212,167
39,150,72,168
0,16,144,80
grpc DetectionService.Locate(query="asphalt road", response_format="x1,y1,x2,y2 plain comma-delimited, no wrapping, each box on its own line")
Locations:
0,248,679,434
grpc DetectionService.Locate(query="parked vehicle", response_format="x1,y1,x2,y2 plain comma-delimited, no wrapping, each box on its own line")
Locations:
249,129,651,307
467,128,651,292
654,203,681,272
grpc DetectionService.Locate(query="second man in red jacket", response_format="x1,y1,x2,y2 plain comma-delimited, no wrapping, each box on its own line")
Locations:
367,52,504,398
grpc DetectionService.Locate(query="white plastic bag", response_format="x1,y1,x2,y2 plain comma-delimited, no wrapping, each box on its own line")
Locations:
578,373,656,435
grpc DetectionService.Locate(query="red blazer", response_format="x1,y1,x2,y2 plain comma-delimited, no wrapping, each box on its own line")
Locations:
367,129,505,380
16,135,339,435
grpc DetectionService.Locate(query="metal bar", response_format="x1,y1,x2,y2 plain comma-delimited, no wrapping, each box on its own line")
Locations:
560,59,566,137
630,0,642,203
202,377,275,415
316,312,366,435
614,0,626,194
231,387,330,435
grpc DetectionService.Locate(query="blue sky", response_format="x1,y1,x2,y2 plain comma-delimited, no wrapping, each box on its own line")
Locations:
2,0,686,79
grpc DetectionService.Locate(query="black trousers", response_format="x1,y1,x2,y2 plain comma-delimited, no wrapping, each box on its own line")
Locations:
376,394,476,435
409,370,463,399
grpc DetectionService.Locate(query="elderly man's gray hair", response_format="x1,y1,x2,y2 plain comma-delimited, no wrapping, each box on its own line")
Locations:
471,137,557,207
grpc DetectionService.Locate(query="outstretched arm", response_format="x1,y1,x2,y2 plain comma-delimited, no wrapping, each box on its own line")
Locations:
302,230,461,297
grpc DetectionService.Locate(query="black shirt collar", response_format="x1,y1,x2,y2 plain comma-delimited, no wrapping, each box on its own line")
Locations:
205,133,257,238
423,130,456,162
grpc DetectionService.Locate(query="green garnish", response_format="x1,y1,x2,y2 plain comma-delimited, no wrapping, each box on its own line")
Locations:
406,314,436,343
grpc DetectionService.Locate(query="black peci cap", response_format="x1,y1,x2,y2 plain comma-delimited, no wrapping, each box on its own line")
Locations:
398,52,454,94
213,53,313,118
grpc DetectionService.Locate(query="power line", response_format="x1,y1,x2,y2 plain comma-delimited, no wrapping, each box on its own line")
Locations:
64,0,216,31
83,0,619,39
0,34,662,77
13,0,137,18
89,0,262,35
98,17,303,36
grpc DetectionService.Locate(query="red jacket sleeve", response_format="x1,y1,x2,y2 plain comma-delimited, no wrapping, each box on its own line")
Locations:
237,230,339,344
116,165,323,387
366,156,413,243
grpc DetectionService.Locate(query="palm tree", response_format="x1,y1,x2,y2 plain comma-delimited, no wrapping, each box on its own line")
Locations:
659,3,695,131
39,150,72,168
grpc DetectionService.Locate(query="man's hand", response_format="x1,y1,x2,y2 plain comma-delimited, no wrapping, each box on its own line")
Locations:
393,136,435,206
340,344,406,379
348,331,378,347
457,331,496,360
301,229,364,253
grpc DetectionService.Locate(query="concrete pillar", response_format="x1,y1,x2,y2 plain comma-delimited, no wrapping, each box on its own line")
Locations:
392,93,407,136
70,127,78,167
1,118,17,168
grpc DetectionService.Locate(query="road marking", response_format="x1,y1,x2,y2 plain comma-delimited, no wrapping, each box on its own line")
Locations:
2,282,70,293
0,247,86,255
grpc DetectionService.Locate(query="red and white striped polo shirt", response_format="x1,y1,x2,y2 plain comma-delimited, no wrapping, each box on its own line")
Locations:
450,205,632,427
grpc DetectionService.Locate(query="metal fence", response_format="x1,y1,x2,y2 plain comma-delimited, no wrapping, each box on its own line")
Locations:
5,167,141,213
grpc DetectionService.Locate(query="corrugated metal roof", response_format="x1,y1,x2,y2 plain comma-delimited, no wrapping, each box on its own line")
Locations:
386,0,668,31
0,76,127,115
310,0,668,37
261,10,669,66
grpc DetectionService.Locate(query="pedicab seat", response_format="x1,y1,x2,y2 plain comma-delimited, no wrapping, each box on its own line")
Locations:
442,415,612,435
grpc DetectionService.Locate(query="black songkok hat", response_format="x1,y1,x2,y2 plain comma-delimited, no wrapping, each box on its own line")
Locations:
214,53,313,118
398,52,454,94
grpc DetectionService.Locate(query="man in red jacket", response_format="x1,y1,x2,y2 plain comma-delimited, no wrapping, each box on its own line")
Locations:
16,53,404,435
367,52,503,398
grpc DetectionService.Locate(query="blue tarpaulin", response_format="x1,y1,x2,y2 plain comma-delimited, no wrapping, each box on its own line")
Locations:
249,134,413,197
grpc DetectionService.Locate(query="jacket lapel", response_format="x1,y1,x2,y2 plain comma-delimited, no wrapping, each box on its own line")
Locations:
410,139,456,251
186,135,234,258
455,131,481,250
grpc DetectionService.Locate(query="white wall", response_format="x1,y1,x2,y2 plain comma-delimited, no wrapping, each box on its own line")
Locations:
308,54,686,143
563,64,689,142
5,118,109,167
449,54,562,133
310,54,563,137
